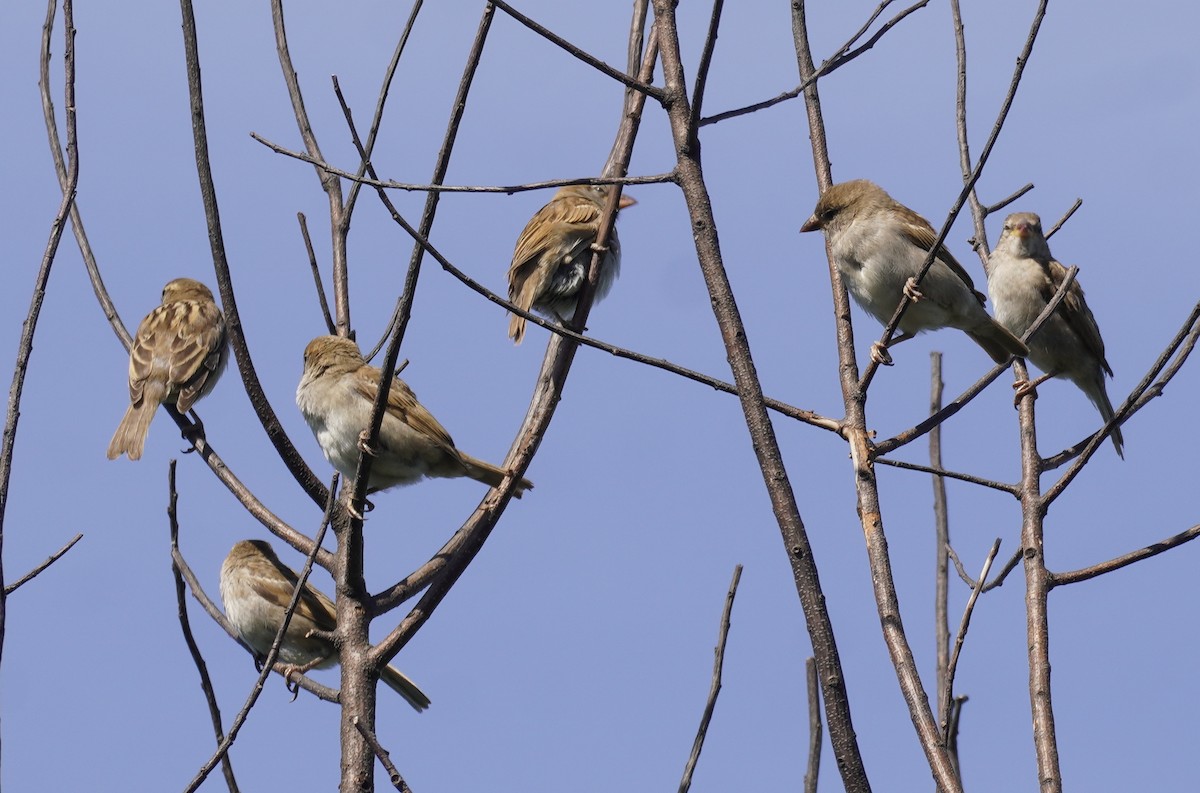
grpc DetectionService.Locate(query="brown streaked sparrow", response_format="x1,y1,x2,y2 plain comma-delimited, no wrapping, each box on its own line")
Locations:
507,184,636,344
106,278,228,460
800,180,1028,365
220,539,430,711
987,212,1124,457
295,335,533,496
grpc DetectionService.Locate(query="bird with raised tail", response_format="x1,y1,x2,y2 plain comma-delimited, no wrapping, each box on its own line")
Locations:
507,183,636,344
295,335,533,496
800,180,1027,366
220,539,430,711
987,212,1124,458
107,278,228,460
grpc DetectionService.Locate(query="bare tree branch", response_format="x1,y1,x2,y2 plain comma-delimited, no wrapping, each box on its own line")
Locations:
297,212,336,334
169,462,241,793
803,657,822,793
1044,199,1081,240
5,533,83,596
678,565,742,793
931,353,951,726
1052,523,1200,588
354,717,413,793
491,0,662,99
5,0,80,686
940,539,1000,738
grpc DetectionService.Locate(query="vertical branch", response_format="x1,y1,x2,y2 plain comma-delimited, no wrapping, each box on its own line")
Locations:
1014,360,1062,792
270,0,350,331
678,565,742,793
930,353,950,721
791,3,960,790
169,462,241,793
5,0,79,735
803,657,822,793
367,1,496,362
949,0,989,258
656,2,871,791
179,0,329,507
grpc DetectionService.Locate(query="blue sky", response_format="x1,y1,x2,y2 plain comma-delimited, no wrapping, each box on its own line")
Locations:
2,1,1198,790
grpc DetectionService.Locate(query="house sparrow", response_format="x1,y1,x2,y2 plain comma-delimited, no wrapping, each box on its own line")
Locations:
507,184,636,344
295,335,533,496
987,212,1123,457
800,180,1028,365
219,539,431,711
106,278,228,460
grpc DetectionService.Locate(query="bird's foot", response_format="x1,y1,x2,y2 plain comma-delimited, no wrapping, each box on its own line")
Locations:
589,241,610,254
356,430,380,457
181,413,205,454
870,342,894,366
1012,379,1038,407
903,277,924,302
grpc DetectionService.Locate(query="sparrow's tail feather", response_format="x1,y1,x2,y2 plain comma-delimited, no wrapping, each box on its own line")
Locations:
1087,380,1125,459
967,320,1029,364
106,402,157,461
381,665,431,712
459,453,534,498
508,313,527,345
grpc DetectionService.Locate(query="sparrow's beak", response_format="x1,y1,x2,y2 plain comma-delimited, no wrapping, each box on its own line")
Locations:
1012,222,1031,238
799,215,821,233
618,194,638,210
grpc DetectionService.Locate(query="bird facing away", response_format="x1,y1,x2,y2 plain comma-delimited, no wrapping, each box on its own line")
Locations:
106,278,228,460
295,335,533,496
219,539,430,711
507,183,637,344
987,212,1124,457
800,180,1027,365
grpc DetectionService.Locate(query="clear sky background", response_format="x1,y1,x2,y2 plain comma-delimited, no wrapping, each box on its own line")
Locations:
2,1,1198,790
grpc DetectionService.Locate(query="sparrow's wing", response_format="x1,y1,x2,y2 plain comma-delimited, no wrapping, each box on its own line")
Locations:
351,371,461,456
894,204,986,303
252,555,338,632
507,196,602,309
1043,257,1113,377
173,303,227,412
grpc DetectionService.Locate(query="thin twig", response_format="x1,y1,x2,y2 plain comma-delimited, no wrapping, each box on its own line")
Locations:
169,462,241,793
982,548,1022,593
686,0,725,135
700,0,931,127
940,539,1000,737
1043,300,1200,491
341,0,425,222
5,0,80,676
931,353,951,725
803,657,822,793
491,0,662,100
270,0,349,331
1051,523,1200,588
678,565,742,793
353,717,413,793
874,457,1018,495
5,533,83,596
1044,199,1081,240
297,212,335,334
251,134,674,194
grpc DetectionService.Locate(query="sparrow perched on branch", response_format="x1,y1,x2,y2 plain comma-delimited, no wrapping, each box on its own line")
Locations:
987,212,1124,457
800,180,1027,365
295,335,533,496
507,183,637,344
219,539,430,711
106,278,228,460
